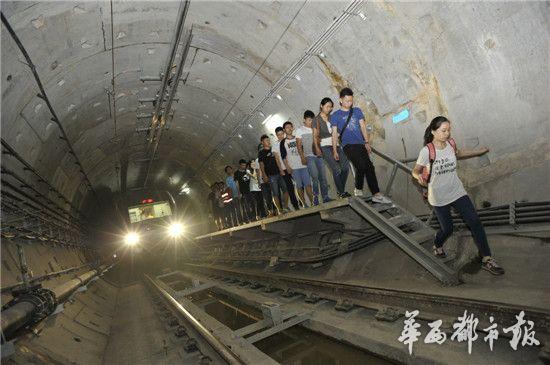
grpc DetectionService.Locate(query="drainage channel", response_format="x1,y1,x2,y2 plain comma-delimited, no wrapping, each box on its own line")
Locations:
156,272,397,365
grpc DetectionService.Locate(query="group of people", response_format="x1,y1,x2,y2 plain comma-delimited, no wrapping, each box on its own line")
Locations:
207,88,392,229
206,87,505,275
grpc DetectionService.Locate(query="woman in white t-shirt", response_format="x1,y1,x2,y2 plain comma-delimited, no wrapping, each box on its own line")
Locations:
412,116,504,275
248,159,267,219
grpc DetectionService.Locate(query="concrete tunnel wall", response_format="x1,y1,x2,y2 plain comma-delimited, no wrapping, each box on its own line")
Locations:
1,1,548,221
2,2,549,362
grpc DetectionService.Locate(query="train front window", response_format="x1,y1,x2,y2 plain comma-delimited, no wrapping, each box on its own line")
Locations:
128,201,172,223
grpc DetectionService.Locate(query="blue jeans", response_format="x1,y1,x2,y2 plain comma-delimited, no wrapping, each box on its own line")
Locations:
306,156,330,202
433,195,492,257
321,145,350,195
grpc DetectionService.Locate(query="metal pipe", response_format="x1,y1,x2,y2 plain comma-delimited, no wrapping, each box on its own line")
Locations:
371,147,413,174
53,269,100,302
1,264,111,340
1,181,80,231
1,139,88,221
144,274,244,365
1,195,82,239
0,302,36,339
1,263,91,294
150,0,190,126
1,165,85,226
143,28,192,188
384,164,399,196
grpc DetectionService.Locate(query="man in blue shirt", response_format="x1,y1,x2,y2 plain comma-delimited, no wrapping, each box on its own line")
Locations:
225,165,244,226
330,88,391,204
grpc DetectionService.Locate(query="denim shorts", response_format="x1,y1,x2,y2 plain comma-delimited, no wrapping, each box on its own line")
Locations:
268,174,287,197
292,167,311,189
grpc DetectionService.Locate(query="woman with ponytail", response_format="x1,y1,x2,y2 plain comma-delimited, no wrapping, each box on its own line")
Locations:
412,116,505,275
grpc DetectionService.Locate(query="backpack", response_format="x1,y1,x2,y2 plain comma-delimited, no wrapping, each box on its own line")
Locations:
416,138,457,200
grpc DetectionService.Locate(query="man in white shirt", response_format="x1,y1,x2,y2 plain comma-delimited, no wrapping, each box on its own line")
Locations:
281,121,313,207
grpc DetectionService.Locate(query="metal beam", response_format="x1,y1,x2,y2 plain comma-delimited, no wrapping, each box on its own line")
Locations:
246,313,310,344
349,198,459,285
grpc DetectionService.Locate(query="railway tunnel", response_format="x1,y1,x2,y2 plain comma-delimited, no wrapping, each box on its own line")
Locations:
1,1,549,364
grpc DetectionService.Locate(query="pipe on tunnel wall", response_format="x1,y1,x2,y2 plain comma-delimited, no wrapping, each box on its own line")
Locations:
1,264,112,341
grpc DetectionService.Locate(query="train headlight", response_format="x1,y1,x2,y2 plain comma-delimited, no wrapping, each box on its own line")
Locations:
124,232,140,246
168,222,184,238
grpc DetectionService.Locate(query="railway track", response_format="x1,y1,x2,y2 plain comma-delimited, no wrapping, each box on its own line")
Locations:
182,263,550,341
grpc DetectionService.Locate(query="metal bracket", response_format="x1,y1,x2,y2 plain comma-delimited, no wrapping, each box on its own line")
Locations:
334,299,354,312
375,307,402,322
247,313,310,344
280,289,297,298
304,292,321,303
509,201,517,226
174,282,215,298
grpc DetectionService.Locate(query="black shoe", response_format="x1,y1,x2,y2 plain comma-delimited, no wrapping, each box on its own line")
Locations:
339,192,351,198
433,246,447,258
482,258,505,275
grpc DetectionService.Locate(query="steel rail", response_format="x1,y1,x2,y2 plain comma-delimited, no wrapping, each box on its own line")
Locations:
183,263,550,338
144,274,245,365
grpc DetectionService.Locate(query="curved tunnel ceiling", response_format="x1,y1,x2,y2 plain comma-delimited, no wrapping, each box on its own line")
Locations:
1,1,549,215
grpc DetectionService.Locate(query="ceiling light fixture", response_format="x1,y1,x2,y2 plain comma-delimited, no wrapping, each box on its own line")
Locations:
261,114,274,125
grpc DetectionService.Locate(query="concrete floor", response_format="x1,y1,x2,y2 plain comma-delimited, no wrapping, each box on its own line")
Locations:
102,283,188,365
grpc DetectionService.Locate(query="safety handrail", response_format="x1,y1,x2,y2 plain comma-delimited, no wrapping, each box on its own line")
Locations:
371,147,414,196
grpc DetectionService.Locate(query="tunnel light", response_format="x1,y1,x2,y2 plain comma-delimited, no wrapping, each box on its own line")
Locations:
262,113,285,132
275,94,282,101
179,182,191,195
113,254,117,258
358,12,367,21
168,222,185,238
294,74,301,81
261,114,274,125
124,232,140,246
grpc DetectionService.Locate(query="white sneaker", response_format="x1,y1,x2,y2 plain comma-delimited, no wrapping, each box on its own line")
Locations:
372,195,392,204
354,189,363,197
